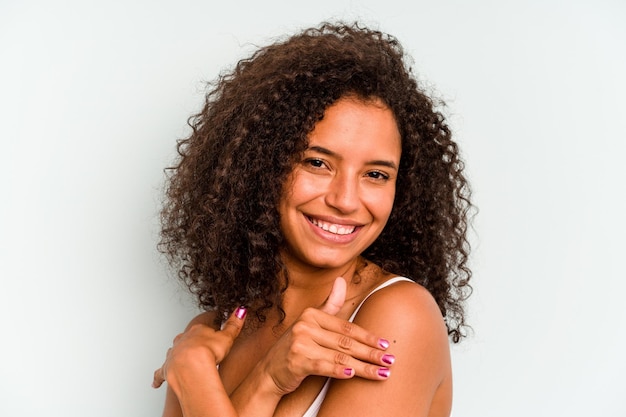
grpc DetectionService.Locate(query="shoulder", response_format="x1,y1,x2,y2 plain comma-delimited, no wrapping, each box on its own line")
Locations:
355,278,448,353
361,278,444,323
318,278,451,416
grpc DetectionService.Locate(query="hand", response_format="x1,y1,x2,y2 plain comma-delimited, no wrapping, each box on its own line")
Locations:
152,307,247,390
261,277,394,395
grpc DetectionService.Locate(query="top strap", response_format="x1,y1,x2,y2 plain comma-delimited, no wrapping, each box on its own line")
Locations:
302,276,415,417
348,277,414,323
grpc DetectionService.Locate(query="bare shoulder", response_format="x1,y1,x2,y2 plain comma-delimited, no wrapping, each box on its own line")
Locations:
319,279,452,417
355,279,450,372
359,279,447,338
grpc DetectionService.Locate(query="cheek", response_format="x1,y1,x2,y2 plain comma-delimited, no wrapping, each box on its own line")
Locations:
366,186,396,221
374,183,396,222
380,200,395,223
287,173,326,204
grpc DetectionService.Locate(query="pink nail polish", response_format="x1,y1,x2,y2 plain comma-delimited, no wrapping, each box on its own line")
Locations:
344,368,354,376
378,338,390,349
378,367,391,378
382,354,395,365
235,306,247,320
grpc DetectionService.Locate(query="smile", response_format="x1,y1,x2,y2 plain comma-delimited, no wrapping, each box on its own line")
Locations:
307,216,357,235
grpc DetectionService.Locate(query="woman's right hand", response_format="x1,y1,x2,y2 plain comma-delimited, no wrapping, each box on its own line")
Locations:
260,277,395,396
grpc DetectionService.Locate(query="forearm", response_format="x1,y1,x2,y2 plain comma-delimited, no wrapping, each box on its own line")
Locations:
230,361,284,417
171,364,238,417
163,385,183,417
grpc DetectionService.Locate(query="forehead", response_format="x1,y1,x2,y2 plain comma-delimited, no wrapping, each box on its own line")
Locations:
307,97,401,157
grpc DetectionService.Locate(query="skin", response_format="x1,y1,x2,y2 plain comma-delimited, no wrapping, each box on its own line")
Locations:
154,97,453,417
278,96,401,273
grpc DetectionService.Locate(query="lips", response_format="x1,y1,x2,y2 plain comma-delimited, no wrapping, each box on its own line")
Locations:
307,216,358,235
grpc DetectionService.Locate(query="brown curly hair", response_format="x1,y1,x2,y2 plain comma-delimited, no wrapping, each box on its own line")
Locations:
160,22,472,342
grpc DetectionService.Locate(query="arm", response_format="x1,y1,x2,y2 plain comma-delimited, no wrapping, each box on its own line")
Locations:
155,279,392,417
159,313,217,417
316,281,452,417
229,278,398,417
154,309,246,417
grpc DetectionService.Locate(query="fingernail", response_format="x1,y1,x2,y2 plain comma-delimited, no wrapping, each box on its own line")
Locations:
378,338,390,349
235,306,247,320
344,367,354,376
378,367,391,378
382,354,395,365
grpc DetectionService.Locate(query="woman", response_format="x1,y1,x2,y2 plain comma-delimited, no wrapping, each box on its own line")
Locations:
153,22,472,417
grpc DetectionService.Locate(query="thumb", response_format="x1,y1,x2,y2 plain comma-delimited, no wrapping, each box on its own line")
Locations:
320,277,347,316
221,306,247,340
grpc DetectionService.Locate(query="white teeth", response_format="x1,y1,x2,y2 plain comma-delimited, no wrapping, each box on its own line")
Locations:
310,217,356,235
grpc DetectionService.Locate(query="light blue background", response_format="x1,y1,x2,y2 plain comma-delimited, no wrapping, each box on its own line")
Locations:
1,1,625,415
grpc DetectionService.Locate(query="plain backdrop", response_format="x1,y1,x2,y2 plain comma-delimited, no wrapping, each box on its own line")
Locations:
1,1,625,416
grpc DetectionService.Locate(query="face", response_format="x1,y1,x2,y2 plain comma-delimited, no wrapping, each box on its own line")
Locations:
278,97,402,272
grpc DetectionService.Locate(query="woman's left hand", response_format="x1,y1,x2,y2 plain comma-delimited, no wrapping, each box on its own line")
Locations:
152,307,247,390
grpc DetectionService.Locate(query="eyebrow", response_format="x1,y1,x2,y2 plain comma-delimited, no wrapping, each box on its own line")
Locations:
307,145,399,170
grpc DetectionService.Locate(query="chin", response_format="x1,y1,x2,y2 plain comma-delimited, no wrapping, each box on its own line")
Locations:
302,249,361,270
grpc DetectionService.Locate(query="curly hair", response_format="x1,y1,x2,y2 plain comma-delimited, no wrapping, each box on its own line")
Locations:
160,22,472,342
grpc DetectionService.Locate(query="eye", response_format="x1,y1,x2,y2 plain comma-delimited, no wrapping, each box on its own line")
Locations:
303,158,326,169
366,171,390,181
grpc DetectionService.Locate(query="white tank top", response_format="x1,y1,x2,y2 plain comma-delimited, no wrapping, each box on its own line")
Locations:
301,276,414,417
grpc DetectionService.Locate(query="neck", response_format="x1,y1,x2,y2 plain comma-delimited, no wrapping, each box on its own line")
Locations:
286,258,362,288
276,254,366,321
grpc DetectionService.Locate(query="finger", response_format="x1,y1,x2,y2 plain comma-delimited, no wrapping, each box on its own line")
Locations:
303,322,394,367
305,310,388,351
314,342,393,381
326,355,392,381
291,314,392,366
152,367,165,388
298,345,392,382
319,277,346,315
220,306,247,340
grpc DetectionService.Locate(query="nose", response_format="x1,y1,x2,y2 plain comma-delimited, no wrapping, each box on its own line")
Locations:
324,173,360,214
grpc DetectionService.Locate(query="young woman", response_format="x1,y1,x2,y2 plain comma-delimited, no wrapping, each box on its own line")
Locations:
153,22,472,417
